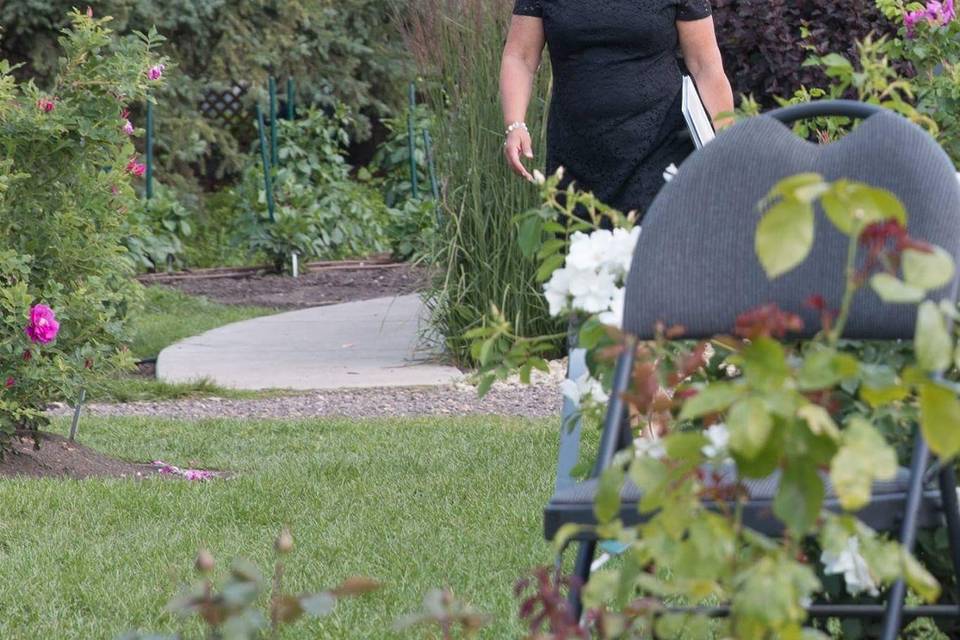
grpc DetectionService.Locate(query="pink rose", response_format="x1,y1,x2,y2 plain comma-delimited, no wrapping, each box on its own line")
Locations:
147,64,166,81
24,304,60,344
36,98,56,113
4,377,14,389
125,158,147,177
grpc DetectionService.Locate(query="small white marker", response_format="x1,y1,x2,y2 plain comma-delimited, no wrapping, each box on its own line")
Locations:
291,252,299,278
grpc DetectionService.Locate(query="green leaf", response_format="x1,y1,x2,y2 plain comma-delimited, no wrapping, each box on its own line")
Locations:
536,253,564,282
740,338,790,387
517,216,543,259
869,273,925,304
797,349,859,391
797,404,840,440
594,466,625,525
678,382,742,420
902,549,941,603
774,460,824,535
769,173,827,203
755,197,815,278
728,397,774,460
903,246,955,291
860,383,910,408
915,300,953,373
830,418,898,511
919,382,960,459
821,181,907,236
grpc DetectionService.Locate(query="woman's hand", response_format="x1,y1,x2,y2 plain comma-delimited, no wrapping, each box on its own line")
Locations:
504,127,535,181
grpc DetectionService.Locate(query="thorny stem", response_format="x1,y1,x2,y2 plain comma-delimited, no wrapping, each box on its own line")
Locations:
271,560,284,638
827,234,861,347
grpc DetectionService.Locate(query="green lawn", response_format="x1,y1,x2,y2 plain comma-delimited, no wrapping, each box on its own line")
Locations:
0,415,560,638
130,286,274,360
91,286,276,402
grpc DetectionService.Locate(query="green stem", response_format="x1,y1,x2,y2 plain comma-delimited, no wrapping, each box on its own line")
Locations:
827,234,861,347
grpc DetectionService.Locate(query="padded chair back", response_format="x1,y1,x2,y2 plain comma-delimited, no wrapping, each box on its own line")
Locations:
622,109,960,340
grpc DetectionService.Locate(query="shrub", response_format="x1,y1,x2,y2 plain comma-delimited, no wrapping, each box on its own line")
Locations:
881,0,960,166
0,11,162,445
235,107,392,272
712,0,903,107
477,174,957,638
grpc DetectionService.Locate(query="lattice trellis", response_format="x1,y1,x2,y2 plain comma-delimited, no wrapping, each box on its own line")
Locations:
199,83,249,122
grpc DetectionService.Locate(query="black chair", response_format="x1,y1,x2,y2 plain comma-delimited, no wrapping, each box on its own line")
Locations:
544,101,960,639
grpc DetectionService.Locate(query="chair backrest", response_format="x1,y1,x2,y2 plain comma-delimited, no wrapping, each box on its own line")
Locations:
622,109,960,340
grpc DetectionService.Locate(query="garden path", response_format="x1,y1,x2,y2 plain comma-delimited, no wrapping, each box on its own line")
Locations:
156,295,464,390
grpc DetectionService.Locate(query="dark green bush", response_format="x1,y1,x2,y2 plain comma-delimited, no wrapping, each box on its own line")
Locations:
0,0,411,185
713,0,903,106
124,183,195,271
235,107,392,271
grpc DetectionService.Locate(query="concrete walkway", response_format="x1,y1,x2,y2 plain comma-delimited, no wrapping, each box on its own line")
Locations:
156,295,464,390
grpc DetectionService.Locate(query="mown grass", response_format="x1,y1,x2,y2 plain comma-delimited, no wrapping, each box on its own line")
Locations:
129,286,274,361
0,415,559,639
90,286,276,402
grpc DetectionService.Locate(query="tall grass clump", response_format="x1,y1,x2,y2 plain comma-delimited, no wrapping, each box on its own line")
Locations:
401,0,560,364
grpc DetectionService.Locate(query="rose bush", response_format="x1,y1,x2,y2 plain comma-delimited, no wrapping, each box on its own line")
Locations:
470,169,960,638
0,10,164,448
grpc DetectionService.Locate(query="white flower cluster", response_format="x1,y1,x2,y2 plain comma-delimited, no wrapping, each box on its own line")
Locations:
821,536,879,597
559,372,609,408
543,227,641,329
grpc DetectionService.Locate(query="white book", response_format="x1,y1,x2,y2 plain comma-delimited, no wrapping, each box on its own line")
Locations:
681,75,716,149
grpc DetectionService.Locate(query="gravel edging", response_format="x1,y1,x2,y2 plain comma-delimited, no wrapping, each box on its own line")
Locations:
48,384,563,421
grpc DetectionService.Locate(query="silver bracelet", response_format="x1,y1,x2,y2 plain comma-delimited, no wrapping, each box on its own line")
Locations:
505,121,528,136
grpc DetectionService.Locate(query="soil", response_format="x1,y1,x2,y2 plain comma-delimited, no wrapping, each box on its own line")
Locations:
0,432,159,480
150,263,429,310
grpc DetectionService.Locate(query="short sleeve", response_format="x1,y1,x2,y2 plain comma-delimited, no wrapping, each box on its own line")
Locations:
677,0,712,21
513,0,543,17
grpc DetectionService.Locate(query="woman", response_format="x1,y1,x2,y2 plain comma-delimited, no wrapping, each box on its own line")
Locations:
501,0,733,217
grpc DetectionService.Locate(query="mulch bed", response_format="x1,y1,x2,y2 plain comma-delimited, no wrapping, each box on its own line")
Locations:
140,260,430,310
0,432,158,480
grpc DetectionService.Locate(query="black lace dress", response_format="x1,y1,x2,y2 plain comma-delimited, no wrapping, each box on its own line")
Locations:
513,0,712,217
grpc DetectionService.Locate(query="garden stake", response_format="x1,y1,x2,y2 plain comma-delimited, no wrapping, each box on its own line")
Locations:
291,252,299,278
269,77,279,166
145,101,155,199
256,105,277,222
407,82,419,198
69,388,85,442
423,129,440,201
286,77,296,121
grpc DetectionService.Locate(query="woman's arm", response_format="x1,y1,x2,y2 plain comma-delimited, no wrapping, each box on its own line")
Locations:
678,17,734,129
501,16,546,180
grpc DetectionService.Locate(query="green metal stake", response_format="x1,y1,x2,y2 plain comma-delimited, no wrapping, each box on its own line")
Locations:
423,130,440,201
145,101,155,199
256,105,277,223
407,82,419,199
269,77,279,166
286,77,296,121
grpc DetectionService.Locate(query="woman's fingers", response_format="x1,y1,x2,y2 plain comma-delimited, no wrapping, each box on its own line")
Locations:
505,140,533,181
520,132,534,159
504,131,534,180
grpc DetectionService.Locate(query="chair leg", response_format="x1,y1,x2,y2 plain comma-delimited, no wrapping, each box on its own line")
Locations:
880,438,931,640
569,539,597,621
937,465,960,598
